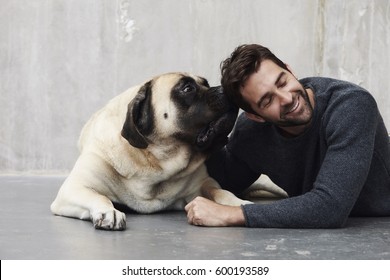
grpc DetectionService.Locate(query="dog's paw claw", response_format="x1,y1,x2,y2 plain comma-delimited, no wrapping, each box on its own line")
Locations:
91,209,126,231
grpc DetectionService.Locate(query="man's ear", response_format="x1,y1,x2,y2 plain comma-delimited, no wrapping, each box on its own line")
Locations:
121,81,154,149
245,112,265,123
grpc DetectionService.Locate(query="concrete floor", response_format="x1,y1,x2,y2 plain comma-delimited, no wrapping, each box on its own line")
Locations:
0,175,389,260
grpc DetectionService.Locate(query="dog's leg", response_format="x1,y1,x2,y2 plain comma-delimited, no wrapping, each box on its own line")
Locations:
50,155,126,230
200,177,253,206
51,184,126,230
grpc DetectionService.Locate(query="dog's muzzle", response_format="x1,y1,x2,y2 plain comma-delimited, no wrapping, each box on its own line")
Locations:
196,86,238,152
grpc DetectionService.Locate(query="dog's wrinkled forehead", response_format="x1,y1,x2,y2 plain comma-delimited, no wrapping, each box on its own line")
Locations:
150,73,210,114
152,73,209,95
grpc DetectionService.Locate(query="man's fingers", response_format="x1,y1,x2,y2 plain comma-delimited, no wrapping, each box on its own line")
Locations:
185,199,201,226
184,202,191,212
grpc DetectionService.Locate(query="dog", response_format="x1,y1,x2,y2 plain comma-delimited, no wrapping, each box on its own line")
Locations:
50,72,253,230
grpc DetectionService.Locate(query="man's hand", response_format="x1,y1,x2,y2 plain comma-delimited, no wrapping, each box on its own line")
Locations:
184,196,246,227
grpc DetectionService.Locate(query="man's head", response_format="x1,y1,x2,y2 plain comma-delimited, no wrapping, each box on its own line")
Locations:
221,44,288,114
220,44,314,136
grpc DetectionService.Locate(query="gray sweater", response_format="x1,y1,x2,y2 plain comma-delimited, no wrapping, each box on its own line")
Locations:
206,77,390,228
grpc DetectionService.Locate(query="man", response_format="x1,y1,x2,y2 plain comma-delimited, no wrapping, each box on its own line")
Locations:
185,44,390,228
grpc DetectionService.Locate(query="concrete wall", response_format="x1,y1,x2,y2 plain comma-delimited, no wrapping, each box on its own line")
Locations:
1,0,389,173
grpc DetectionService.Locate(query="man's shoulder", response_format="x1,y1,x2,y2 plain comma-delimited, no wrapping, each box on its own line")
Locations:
304,78,379,137
302,77,376,111
301,77,370,97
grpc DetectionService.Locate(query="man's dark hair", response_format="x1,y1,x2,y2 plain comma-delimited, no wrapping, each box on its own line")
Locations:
220,44,288,114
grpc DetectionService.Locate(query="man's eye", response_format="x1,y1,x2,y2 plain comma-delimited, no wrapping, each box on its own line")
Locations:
278,81,287,88
262,96,273,108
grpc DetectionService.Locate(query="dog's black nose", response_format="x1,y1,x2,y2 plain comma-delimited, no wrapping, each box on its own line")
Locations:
208,85,223,95
207,86,237,112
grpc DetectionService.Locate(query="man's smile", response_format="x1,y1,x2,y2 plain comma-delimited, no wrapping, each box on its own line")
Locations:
285,95,300,116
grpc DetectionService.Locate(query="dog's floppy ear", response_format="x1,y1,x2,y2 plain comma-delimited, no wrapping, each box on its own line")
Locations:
121,81,154,149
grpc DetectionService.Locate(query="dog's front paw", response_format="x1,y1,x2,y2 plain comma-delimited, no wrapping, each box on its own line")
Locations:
91,209,126,230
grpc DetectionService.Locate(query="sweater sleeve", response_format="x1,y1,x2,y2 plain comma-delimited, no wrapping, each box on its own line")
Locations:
242,91,379,228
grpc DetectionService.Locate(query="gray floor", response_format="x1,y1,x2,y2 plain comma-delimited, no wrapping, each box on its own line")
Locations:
0,175,389,260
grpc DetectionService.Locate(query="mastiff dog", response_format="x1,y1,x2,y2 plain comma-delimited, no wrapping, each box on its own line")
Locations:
50,72,252,230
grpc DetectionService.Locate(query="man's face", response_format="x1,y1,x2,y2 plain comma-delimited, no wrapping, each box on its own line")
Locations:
240,60,314,135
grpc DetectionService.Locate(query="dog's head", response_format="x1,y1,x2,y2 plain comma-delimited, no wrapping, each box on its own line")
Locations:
121,73,238,154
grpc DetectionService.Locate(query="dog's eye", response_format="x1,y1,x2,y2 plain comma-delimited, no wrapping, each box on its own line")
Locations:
182,84,196,94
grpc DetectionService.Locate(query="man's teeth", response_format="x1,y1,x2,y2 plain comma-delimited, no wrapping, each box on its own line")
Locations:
288,100,299,113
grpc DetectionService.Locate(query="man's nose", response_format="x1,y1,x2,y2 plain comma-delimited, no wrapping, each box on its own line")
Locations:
275,90,293,106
